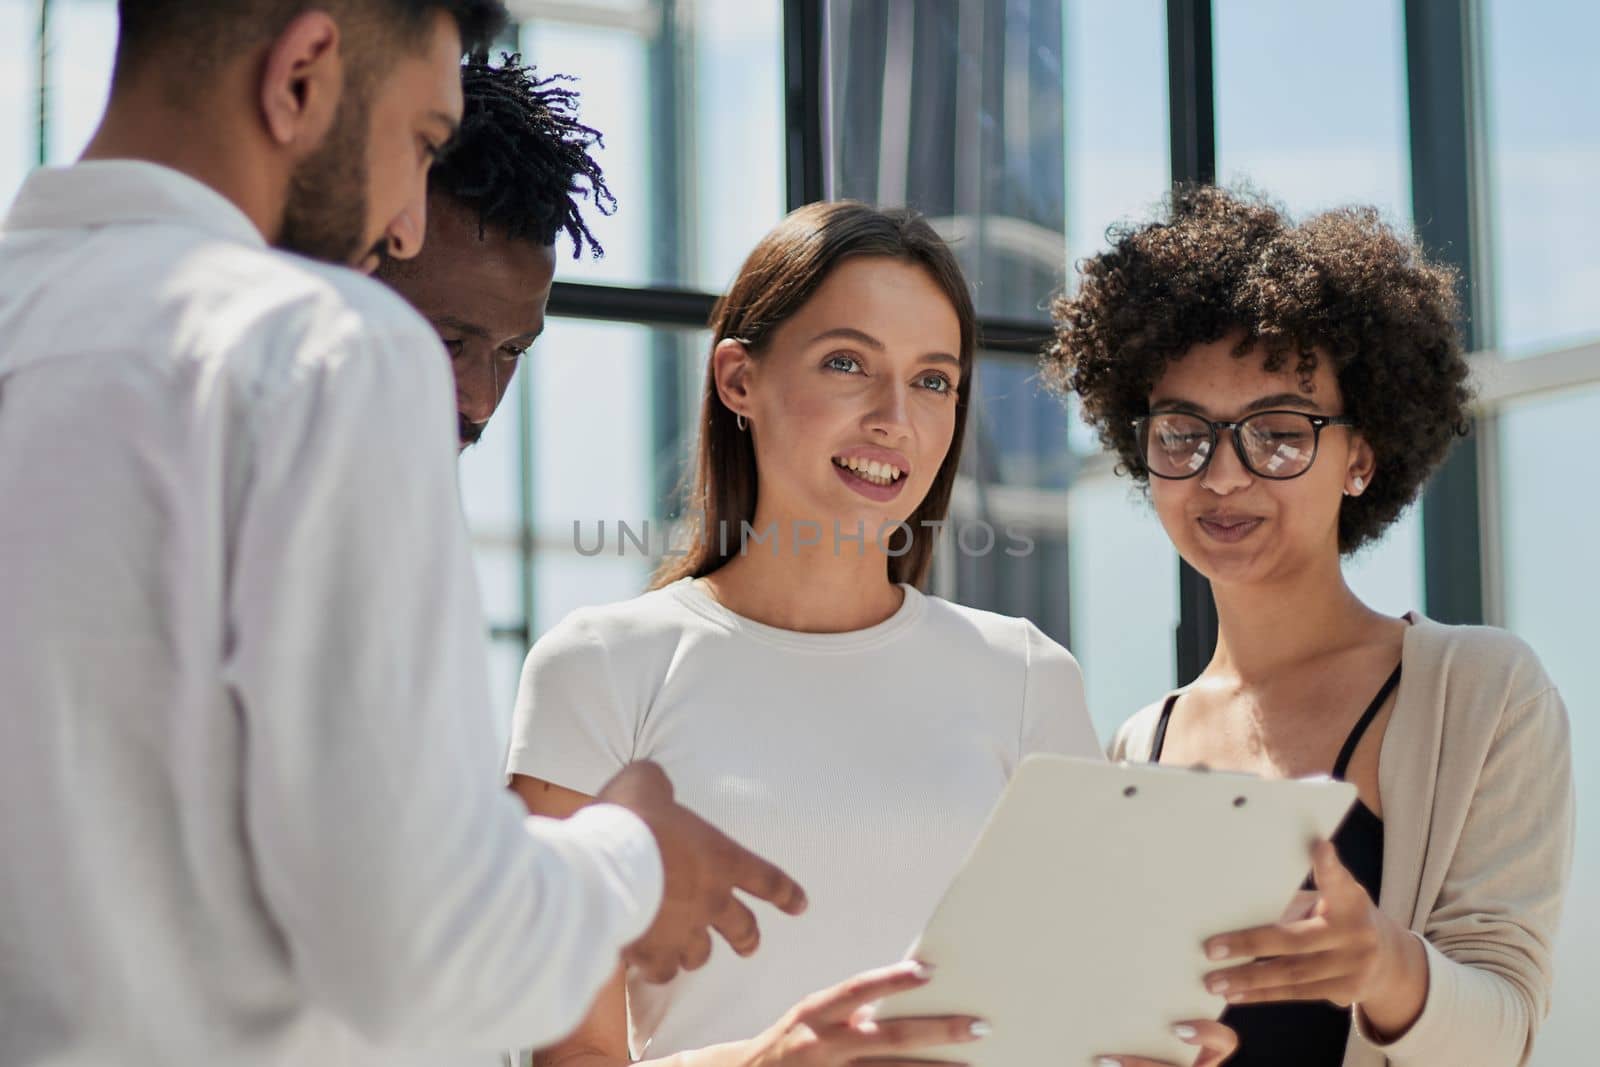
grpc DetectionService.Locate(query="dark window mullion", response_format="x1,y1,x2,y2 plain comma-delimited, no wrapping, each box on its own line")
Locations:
1167,0,1220,685
1406,0,1490,625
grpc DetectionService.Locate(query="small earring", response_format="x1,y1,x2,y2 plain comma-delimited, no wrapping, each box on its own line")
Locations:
1352,476,1366,494
736,413,748,432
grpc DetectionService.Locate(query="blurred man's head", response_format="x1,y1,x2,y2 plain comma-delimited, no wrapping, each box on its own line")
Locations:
376,55,614,449
108,1,507,265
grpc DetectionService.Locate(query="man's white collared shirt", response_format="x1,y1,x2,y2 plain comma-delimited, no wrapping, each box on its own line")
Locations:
0,161,661,1066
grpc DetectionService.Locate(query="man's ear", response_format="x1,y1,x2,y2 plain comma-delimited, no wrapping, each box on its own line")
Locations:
712,337,757,423
258,11,343,156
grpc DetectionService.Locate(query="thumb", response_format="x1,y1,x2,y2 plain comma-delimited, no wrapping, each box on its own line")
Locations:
1310,839,1361,907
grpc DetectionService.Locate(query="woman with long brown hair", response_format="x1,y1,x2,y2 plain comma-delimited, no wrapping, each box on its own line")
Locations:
502,203,1233,1067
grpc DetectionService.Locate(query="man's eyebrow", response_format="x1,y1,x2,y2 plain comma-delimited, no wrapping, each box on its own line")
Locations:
809,326,960,366
432,315,487,339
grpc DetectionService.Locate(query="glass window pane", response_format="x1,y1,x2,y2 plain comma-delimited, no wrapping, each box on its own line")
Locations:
1,0,31,208
1496,386,1600,1065
1214,0,1411,218
1482,1,1600,1058
1483,0,1600,356
826,0,1071,321
528,320,706,634
1068,475,1178,743
1343,507,1424,616
1064,0,1170,266
487,636,529,757
517,1,785,292
45,0,116,165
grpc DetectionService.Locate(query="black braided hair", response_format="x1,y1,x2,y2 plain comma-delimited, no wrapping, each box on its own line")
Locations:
432,53,616,258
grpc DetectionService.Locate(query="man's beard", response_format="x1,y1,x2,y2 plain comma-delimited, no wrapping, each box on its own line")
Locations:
277,87,376,265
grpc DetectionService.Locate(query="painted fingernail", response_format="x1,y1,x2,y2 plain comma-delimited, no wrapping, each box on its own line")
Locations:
968,1020,992,1038
1095,1059,1120,1067
1208,977,1229,993
909,961,934,980
1173,1024,1198,1041
1207,942,1229,960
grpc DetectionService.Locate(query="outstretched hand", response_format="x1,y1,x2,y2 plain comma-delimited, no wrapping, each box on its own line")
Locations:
597,761,808,983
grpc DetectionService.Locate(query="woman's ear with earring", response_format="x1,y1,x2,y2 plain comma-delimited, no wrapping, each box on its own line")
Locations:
712,337,755,435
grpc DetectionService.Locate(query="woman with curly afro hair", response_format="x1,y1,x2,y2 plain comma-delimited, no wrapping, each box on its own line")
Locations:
1047,186,1572,1067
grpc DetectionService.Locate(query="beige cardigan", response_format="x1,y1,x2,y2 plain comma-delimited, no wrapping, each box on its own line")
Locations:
1109,615,1574,1067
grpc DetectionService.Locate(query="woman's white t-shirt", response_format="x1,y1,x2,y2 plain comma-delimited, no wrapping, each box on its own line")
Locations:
505,578,1101,1059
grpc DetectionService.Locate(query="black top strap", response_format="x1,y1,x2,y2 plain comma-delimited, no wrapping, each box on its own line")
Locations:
1150,692,1180,763
1332,663,1403,779
1150,664,1400,775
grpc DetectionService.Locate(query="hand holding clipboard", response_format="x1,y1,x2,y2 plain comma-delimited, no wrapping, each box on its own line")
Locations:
878,756,1358,1065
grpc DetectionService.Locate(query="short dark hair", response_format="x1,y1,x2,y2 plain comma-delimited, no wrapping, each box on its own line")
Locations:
1044,184,1473,554
430,54,616,257
114,1,507,84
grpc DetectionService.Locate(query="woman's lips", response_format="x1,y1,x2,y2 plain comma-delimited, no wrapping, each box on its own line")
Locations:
1197,514,1264,543
833,462,908,502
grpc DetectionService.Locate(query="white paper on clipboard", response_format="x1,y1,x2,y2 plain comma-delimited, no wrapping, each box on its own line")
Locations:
878,755,1357,1065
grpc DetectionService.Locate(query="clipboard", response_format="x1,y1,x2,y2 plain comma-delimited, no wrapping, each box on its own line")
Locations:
878,755,1357,1065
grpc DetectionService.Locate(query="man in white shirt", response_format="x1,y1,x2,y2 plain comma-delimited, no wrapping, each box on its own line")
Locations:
0,3,805,1065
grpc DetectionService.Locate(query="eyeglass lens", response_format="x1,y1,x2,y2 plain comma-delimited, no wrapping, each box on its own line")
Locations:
1144,412,1320,479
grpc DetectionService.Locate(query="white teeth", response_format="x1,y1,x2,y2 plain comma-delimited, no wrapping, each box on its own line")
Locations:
834,456,905,486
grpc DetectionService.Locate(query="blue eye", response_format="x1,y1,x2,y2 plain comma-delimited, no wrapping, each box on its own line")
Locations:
919,373,954,394
825,354,861,374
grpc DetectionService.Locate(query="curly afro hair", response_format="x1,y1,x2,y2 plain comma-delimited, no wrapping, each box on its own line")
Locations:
1043,185,1474,554
430,53,616,257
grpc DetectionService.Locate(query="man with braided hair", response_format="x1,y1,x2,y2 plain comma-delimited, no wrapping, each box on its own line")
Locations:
379,53,615,448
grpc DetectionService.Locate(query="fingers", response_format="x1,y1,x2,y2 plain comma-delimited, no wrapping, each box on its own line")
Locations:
622,944,678,985
709,894,761,957
804,961,934,1026
1207,948,1347,1001
679,928,713,972
845,1014,988,1054
1310,839,1362,906
1173,1019,1239,1056
1097,1019,1238,1067
847,1059,969,1066
1202,912,1338,963
728,839,808,916
1277,889,1319,924
1214,972,1353,1007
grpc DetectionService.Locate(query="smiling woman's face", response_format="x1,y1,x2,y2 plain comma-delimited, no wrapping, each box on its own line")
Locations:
717,255,963,541
1147,335,1375,589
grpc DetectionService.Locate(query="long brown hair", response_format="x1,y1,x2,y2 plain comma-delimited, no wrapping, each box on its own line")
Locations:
652,201,977,591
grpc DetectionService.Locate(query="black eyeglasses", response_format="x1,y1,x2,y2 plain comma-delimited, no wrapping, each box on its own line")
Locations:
1132,410,1356,480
